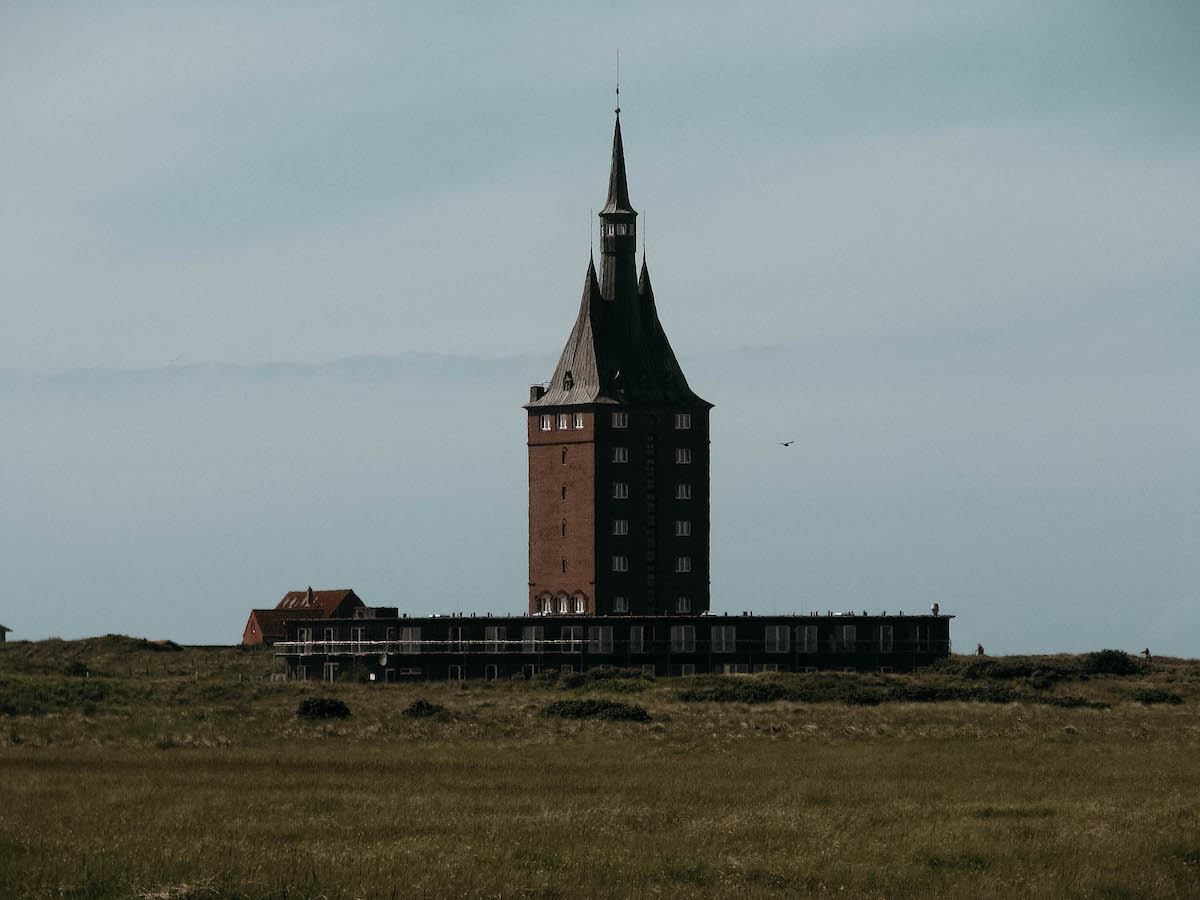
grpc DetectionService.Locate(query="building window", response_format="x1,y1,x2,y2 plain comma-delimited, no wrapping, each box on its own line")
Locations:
560,625,583,651
573,412,584,429
522,626,544,653
562,448,567,465
879,625,894,653
613,595,629,613
674,448,692,464
612,555,629,572
675,595,691,613
675,556,692,573
675,483,692,500
630,625,645,654
485,626,506,653
540,414,553,431
558,413,569,430
323,662,339,682
448,626,466,651
558,595,569,614
612,411,629,428
561,558,567,573
448,665,464,681
754,663,780,674
840,625,857,652
798,624,819,654
711,625,736,653
612,519,629,535
670,625,696,652
484,664,499,681
765,625,790,653
561,485,567,500
674,520,692,536
616,224,627,235
612,446,629,463
613,481,629,499
588,625,614,654
680,663,697,676
563,370,573,390
323,627,334,642
674,413,692,430
719,663,750,675
574,594,585,613
399,627,421,654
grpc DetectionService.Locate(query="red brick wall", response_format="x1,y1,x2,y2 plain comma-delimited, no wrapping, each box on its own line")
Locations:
528,410,597,613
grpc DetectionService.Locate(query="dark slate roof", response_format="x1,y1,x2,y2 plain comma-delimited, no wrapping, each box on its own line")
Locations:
600,114,635,216
528,116,711,411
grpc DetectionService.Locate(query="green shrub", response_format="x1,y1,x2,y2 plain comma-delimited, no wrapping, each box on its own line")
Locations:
1083,650,1140,676
401,698,448,719
541,699,651,722
296,697,350,719
1131,688,1182,705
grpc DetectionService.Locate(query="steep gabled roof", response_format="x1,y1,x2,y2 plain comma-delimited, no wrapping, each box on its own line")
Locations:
244,608,325,645
275,588,362,616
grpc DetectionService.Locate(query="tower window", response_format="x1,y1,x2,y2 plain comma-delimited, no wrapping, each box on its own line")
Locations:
562,448,567,465
616,224,627,235
675,483,692,500
573,412,584,429
674,413,692,430
558,595,569,614
561,485,567,500
562,520,567,537
563,370,573,390
540,415,553,431
674,520,691,536
574,595,586,614
612,412,629,428
675,556,692,573
558,413,569,430
675,596,691,614
561,558,567,573
612,446,629,463
612,555,629,572
613,482,629,499
613,596,629,613
612,519,629,535
674,448,692,464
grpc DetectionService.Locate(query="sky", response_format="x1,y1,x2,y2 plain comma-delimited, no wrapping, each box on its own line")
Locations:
1,1,1197,654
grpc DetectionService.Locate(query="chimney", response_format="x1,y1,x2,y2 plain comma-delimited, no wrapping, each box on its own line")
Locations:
530,384,546,402
306,586,314,607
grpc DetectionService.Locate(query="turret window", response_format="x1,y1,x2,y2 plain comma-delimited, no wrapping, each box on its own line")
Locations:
612,555,629,573
616,224,628,235
613,482,629,499
573,413,584,429
674,520,691,536
675,483,692,500
612,519,629,535
675,596,691,614
540,415,553,431
612,446,629,463
612,411,629,428
675,556,692,573
613,596,629,613
674,448,692,464
674,413,692,430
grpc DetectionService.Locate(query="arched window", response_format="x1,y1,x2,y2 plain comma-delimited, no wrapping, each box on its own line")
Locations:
574,595,585,614
558,595,570,614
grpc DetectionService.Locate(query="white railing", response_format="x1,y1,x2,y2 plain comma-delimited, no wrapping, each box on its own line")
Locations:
274,639,586,656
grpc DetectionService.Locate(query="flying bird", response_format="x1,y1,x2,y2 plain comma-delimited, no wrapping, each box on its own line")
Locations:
778,440,794,447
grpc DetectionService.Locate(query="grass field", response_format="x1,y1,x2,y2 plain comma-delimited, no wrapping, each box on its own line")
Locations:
2,638,1198,898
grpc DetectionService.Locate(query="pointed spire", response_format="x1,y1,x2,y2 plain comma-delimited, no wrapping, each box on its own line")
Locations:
601,114,635,216
586,252,600,294
637,256,653,298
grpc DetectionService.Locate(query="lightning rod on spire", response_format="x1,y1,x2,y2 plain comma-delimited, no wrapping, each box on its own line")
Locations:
615,50,620,115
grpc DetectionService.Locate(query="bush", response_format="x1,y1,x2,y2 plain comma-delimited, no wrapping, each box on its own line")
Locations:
296,697,350,719
541,699,651,722
1131,688,1183,705
1083,650,1140,676
65,661,89,678
401,698,448,718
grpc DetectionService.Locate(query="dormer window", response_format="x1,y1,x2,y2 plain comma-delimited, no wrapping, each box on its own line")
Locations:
563,370,574,390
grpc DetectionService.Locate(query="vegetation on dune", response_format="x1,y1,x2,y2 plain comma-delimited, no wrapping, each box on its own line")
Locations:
296,697,350,719
541,698,651,721
1,638,1197,898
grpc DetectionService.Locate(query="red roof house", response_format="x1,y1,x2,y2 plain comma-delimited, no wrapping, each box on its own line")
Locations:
241,587,363,646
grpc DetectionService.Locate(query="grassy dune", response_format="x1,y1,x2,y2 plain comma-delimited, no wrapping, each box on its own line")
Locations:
1,637,1198,898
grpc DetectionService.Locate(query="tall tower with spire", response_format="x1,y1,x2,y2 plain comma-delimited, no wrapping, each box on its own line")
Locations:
525,112,713,618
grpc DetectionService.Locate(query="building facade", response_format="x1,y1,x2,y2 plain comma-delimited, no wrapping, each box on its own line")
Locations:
525,113,713,618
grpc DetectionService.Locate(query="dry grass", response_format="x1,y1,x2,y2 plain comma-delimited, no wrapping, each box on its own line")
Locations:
1,639,1198,898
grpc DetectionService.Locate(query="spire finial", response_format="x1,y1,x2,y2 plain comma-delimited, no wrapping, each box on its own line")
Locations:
615,50,620,115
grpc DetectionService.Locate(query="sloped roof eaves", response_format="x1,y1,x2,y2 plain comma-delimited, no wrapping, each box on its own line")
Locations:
275,589,360,615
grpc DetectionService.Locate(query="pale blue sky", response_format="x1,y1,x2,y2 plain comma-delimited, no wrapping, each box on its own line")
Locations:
1,2,1197,652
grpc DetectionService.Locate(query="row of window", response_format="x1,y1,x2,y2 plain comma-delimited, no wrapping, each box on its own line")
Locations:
602,519,691,536
300,661,892,683
294,623,910,656
602,223,634,236
599,482,694,500
539,412,694,431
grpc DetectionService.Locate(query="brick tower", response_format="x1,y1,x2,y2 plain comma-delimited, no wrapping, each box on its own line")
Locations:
525,112,713,617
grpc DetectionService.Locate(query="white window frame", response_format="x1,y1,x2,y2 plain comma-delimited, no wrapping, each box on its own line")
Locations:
711,625,736,653
675,556,692,573
674,448,692,464
765,625,791,654
612,595,629,613
613,482,629,499
560,625,583,651
674,519,692,536
612,446,629,463
612,411,629,428
612,555,629,573
630,625,645,654
484,664,499,681
798,624,819,654
557,595,569,614
539,414,553,431
558,413,569,430
612,518,629,535
675,595,691,613
674,483,692,500
448,665,464,681
670,625,696,653
879,625,894,653
588,625,614,654
322,662,338,683
521,626,545,653
573,412,584,430
573,594,585,614
485,626,506,653
399,626,421,655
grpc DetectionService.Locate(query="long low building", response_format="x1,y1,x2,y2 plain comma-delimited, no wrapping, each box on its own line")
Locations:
273,610,953,682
